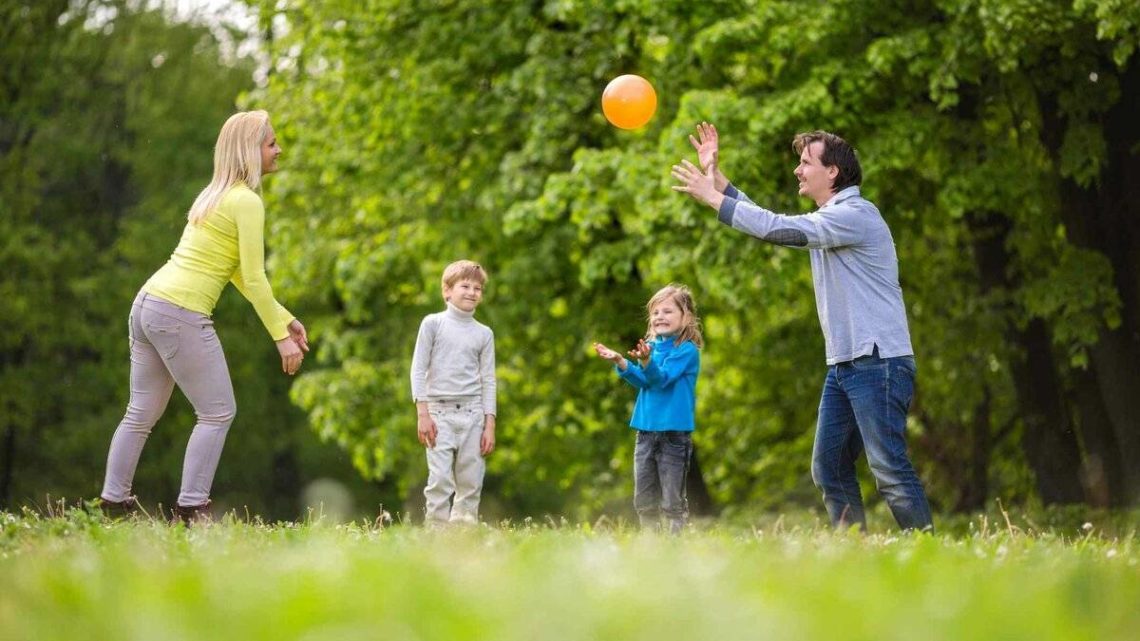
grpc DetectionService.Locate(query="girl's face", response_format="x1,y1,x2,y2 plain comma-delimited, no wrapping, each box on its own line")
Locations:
650,298,685,336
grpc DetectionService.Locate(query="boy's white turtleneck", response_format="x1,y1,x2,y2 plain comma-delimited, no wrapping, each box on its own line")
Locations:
410,301,497,415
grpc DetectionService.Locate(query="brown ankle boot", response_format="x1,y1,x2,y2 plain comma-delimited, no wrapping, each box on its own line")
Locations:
171,501,212,526
99,496,141,519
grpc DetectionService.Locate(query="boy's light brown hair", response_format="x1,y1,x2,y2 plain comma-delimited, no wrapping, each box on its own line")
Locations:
441,260,488,298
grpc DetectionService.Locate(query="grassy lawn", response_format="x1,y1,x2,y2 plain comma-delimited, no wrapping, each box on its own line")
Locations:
1,507,1137,641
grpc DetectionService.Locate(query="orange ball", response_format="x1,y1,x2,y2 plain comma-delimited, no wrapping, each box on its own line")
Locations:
601,74,657,130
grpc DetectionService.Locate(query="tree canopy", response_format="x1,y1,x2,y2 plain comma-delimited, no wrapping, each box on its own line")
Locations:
4,0,1138,520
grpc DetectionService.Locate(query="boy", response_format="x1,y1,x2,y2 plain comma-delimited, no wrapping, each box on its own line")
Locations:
410,260,497,525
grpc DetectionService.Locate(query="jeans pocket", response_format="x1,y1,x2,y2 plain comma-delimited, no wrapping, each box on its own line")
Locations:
887,360,917,414
199,323,222,354
146,320,181,359
663,433,692,461
895,355,917,377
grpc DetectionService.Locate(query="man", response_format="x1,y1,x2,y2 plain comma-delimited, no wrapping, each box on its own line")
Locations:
671,123,933,531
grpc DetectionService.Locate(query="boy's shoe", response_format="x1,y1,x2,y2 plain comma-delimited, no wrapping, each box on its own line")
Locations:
99,495,141,519
170,501,212,527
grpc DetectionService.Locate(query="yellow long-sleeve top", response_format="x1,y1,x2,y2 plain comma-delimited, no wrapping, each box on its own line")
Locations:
143,184,294,340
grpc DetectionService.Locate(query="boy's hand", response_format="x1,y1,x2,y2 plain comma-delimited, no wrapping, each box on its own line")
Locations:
417,413,438,448
628,339,652,366
481,415,496,455
593,342,628,371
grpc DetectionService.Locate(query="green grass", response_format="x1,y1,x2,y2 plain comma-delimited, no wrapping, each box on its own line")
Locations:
2,507,1137,641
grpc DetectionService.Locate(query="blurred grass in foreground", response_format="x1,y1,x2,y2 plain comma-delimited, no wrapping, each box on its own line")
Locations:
1,506,1137,641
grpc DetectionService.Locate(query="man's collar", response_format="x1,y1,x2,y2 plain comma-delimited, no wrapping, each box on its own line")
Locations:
823,185,861,208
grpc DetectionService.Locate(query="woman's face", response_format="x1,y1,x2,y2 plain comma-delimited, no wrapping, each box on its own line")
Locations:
261,124,281,174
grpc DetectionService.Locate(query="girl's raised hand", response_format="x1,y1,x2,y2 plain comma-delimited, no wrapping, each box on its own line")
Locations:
593,342,629,371
627,339,652,366
593,342,621,363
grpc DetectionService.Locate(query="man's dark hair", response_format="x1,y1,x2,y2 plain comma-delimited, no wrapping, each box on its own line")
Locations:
792,131,862,192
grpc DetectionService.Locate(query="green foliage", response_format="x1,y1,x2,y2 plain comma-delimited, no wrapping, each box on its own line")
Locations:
0,0,383,518
248,0,1140,517
6,0,1140,519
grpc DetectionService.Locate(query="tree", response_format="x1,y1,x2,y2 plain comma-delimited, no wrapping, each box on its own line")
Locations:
0,0,371,518
250,0,1140,519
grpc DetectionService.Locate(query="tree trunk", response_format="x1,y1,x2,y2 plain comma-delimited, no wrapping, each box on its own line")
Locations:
955,390,991,512
1069,366,1123,506
0,424,14,509
958,209,1008,511
1038,58,1140,505
686,444,717,516
1011,319,1086,503
270,446,301,520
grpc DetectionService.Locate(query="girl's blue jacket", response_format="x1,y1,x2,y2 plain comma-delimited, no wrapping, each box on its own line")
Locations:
616,335,700,431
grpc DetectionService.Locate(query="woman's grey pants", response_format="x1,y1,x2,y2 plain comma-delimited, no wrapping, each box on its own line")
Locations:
101,291,236,507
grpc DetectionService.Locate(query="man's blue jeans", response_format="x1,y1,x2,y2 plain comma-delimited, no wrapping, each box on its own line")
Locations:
811,349,933,532
634,430,692,534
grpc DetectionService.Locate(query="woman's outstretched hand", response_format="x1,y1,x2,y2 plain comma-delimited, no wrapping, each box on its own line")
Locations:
276,336,304,375
288,318,310,353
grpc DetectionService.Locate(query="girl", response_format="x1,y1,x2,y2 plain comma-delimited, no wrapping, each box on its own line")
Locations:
594,283,703,534
98,110,308,525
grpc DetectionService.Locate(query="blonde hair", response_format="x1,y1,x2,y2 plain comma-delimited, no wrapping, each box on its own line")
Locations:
440,260,488,299
187,110,272,224
645,283,704,348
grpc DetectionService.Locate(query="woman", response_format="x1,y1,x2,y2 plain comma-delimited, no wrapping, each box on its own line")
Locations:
99,110,307,524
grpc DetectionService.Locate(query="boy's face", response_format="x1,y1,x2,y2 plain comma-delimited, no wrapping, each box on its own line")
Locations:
444,278,484,312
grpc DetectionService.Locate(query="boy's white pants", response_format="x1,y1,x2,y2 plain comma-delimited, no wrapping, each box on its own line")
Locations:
424,399,485,524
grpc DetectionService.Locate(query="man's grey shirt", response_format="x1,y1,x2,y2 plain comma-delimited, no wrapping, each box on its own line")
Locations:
718,184,914,365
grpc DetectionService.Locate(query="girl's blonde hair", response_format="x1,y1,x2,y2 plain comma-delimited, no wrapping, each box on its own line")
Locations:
187,110,272,224
645,283,704,348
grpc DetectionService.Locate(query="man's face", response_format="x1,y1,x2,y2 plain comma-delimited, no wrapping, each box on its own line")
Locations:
794,140,839,206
